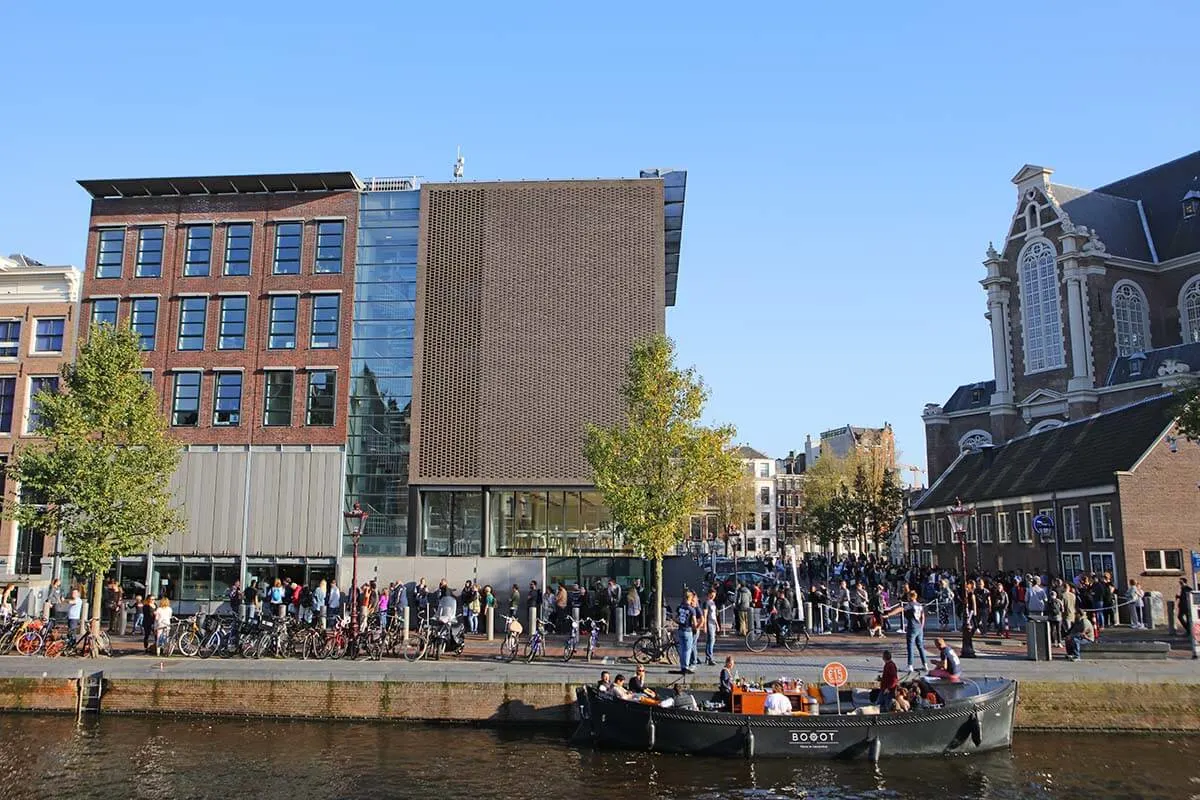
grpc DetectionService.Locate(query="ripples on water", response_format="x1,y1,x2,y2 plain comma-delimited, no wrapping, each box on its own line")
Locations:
0,715,1195,800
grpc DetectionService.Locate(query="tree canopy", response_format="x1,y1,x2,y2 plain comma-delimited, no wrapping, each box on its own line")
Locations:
799,446,905,556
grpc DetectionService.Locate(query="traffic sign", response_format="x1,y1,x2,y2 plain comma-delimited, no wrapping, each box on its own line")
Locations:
1191,551,1200,572
1033,513,1055,544
823,661,848,688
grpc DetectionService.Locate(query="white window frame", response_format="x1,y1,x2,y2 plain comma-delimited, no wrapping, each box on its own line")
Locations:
0,318,20,359
967,515,978,544
1030,419,1063,435
1016,510,1032,543
920,550,933,568
1089,551,1117,584
1017,238,1066,374
1090,502,1114,542
958,429,992,452
1180,275,1200,343
1143,549,1185,573
936,518,946,544
1112,280,1151,357
1062,505,1080,542
1061,552,1084,581
997,511,1012,543
979,514,993,544
923,520,932,545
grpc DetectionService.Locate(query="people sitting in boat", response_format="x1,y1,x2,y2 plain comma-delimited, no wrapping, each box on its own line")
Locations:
872,649,899,711
597,671,612,693
928,638,962,682
629,666,657,699
892,686,912,713
610,674,636,701
764,682,793,715
716,656,736,708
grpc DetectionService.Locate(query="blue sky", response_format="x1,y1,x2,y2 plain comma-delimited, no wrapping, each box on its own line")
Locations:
3,2,1199,479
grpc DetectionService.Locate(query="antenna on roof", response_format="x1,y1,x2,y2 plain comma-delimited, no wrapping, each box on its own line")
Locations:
453,146,465,181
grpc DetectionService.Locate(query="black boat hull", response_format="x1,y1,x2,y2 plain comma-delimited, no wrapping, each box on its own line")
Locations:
574,680,1016,760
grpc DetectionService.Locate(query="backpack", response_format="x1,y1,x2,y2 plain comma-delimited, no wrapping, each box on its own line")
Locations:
299,586,313,609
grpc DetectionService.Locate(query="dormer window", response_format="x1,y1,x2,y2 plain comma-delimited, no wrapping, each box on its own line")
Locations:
1026,203,1038,230
1183,190,1200,219
970,388,985,405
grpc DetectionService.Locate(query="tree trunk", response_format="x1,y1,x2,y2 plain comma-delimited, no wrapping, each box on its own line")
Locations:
654,557,664,632
89,571,103,658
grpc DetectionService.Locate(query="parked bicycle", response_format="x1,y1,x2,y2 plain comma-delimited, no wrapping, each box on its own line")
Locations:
745,616,810,653
499,615,522,662
631,624,678,665
522,617,552,663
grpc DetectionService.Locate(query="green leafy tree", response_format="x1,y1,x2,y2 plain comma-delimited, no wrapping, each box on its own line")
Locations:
1176,387,1200,441
7,324,184,654
799,453,852,555
585,335,738,631
868,468,907,552
712,467,755,553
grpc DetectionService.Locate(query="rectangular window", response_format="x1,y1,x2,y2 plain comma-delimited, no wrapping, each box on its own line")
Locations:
95,229,124,279
91,299,118,329
130,298,158,350
27,376,59,433
0,321,20,357
997,512,1012,543
936,518,946,544
135,226,164,278
273,222,302,274
310,295,340,349
267,295,298,349
760,512,770,531
314,221,344,273
923,520,932,545
171,373,201,427
758,461,769,478
1063,506,1081,542
263,371,294,427
1144,549,1184,572
980,514,993,544
223,224,253,276
1089,552,1117,583
184,225,213,277
759,486,770,506
966,516,978,544
1016,510,1032,543
0,377,14,432
305,370,335,426
218,296,248,350
1061,552,1084,582
213,372,243,426
32,319,65,353
177,298,207,351
1090,502,1114,541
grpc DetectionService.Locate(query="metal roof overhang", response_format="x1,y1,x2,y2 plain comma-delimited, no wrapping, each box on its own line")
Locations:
77,171,363,199
641,168,686,307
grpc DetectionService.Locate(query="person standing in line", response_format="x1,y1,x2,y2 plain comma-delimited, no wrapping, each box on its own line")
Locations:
227,581,242,622
154,597,173,657
313,579,328,630
703,589,720,666
43,578,62,622
328,580,342,622
66,589,83,644
269,579,285,618
141,596,156,652
675,591,698,675
509,584,521,620
625,585,641,634
735,581,752,637
1126,579,1145,629
245,580,259,621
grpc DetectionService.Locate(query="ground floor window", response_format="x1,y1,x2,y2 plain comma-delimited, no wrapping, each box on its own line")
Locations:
487,490,618,556
1089,551,1117,584
422,491,482,557
1143,549,1183,572
1061,552,1084,582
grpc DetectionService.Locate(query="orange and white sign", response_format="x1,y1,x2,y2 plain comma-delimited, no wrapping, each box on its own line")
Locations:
822,661,848,688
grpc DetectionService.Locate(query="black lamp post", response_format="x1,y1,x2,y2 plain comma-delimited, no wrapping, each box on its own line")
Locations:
343,501,368,641
947,498,972,577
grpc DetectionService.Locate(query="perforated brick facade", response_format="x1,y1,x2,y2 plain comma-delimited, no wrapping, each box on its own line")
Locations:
411,179,666,485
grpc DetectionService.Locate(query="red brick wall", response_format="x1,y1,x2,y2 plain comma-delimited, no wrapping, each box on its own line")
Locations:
81,191,358,447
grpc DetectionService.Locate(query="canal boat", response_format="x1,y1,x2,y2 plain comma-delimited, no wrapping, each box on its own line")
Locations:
573,677,1017,761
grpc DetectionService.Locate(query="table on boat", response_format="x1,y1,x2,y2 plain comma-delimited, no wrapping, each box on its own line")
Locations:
729,685,816,714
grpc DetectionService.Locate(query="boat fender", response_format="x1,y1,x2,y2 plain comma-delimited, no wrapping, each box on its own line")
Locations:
744,727,755,760
969,710,983,747
868,738,881,763
646,719,656,751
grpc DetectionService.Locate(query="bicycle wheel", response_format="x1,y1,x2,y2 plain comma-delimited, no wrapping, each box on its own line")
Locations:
522,639,536,663
402,634,426,662
199,631,222,659
328,633,348,660
178,630,201,657
664,641,678,665
746,630,769,653
94,631,112,657
240,635,258,658
631,635,655,665
783,628,810,653
45,638,66,658
0,633,16,656
561,640,575,663
15,631,43,656
499,634,518,663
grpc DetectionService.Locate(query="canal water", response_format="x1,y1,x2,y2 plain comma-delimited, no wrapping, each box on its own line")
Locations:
0,715,1194,800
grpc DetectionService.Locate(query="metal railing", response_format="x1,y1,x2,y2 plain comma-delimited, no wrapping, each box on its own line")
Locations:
362,176,420,192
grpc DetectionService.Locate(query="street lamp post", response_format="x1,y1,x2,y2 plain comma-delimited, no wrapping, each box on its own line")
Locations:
343,501,369,642
947,498,972,577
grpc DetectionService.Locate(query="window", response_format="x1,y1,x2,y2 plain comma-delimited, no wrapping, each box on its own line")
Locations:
923,520,932,545
1181,277,1200,343
130,298,158,350
0,377,14,432
306,370,335,426
1089,552,1117,583
1016,510,1032,543
268,295,298,349
183,225,213,277
1026,203,1038,231
177,298,207,351
1090,502,1114,541
95,229,124,279
997,512,1012,543
310,295,340,349
959,430,992,452
91,299,118,329
263,371,294,427
760,512,770,531
1018,240,1065,373
980,514,993,544
218,296,248,350
273,222,302,274
135,227,164,278
936,518,946,544
213,372,242,426
758,461,769,478
965,516,978,544
1061,552,1084,582
32,319,64,353
171,373,201,427
1144,549,1184,572
0,321,20,357
315,221,344,273
759,486,770,506
1030,419,1063,434
224,224,253,276
27,376,59,433
1062,506,1080,542
1112,281,1151,357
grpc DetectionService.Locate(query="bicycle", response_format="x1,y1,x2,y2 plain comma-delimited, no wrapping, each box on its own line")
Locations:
631,624,678,666
522,617,552,663
562,616,581,662
745,616,810,653
582,617,605,662
402,610,432,663
498,615,522,663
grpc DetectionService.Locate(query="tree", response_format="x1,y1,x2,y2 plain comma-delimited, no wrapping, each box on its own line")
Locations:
585,335,738,631
799,452,852,556
7,324,183,654
711,466,755,554
1176,387,1200,441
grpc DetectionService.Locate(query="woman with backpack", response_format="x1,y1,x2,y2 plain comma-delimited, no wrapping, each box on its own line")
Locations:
269,579,285,618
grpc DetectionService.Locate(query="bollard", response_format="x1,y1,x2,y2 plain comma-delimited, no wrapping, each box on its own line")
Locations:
402,605,410,633
616,611,625,643
572,606,580,622
528,606,538,637
807,602,818,633
1168,600,1177,636
486,606,495,641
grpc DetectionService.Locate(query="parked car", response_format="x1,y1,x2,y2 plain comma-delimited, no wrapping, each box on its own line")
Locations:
717,571,777,593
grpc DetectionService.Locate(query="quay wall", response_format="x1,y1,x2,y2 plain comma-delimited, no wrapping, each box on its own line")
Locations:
1,677,1199,732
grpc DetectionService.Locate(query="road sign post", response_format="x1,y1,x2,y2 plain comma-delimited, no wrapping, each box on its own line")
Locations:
823,661,848,714
1033,514,1055,574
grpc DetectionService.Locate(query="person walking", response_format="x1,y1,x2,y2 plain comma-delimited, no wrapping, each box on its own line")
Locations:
675,591,698,675
141,595,156,652
961,579,979,658
735,581,752,637
887,590,928,673
703,588,720,666
43,578,62,622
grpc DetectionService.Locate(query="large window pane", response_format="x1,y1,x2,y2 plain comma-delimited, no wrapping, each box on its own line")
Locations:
181,563,212,601
422,491,482,557
135,226,164,278
213,372,242,426
171,372,201,426
184,225,212,277
268,295,297,349
0,321,18,357
0,377,14,433
315,221,344,273
263,370,294,426
306,370,335,426
96,229,124,279
131,298,158,350
33,319,64,353
224,223,253,276
273,222,302,274
213,564,240,601
310,295,340,349
27,376,59,433
91,299,118,329
177,297,206,351
218,295,248,350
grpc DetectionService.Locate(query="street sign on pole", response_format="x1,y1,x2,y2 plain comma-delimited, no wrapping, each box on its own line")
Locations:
1191,551,1200,573
1032,514,1055,544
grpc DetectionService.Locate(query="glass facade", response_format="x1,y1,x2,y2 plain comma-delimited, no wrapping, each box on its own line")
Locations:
422,491,483,556
487,490,621,556
345,189,417,555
